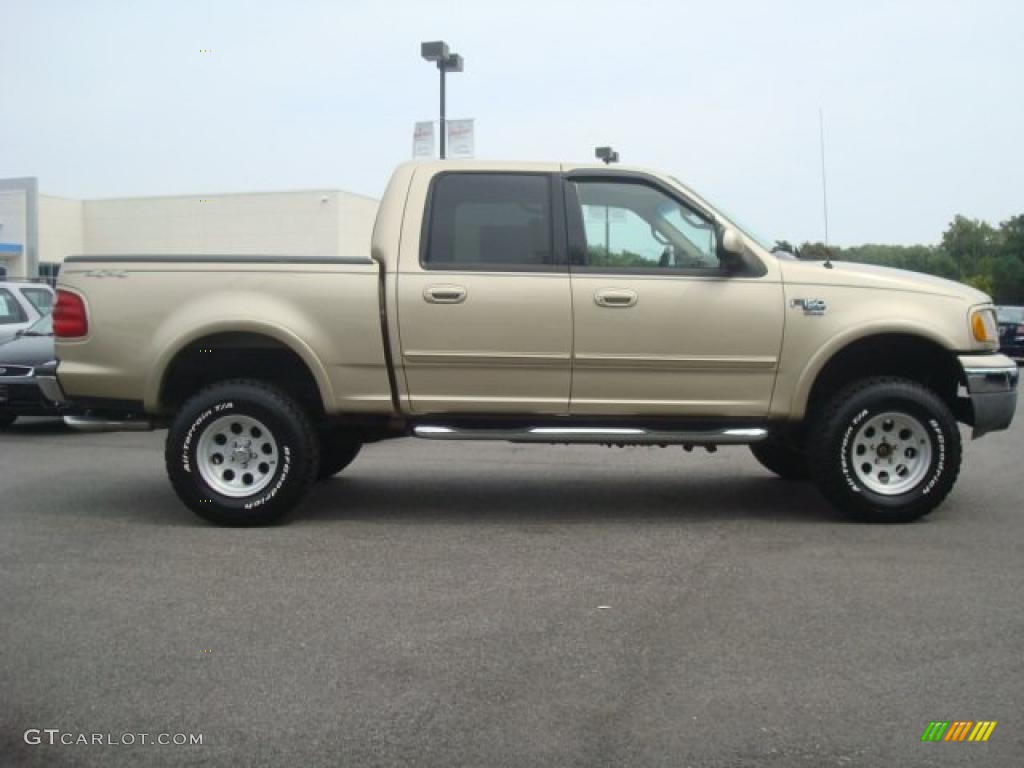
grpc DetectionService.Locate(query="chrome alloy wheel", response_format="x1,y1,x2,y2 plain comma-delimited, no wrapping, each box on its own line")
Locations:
196,414,279,498
850,411,933,495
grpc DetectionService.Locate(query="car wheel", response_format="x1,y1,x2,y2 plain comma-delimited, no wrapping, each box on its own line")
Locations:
749,434,808,480
808,377,961,523
165,380,319,526
316,432,362,480
0,414,16,429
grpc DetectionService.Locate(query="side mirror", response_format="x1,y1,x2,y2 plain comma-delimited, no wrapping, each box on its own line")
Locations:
719,226,746,272
721,226,745,256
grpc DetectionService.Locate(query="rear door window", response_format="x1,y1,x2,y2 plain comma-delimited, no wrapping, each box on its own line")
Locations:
0,289,29,324
423,173,558,270
20,287,53,313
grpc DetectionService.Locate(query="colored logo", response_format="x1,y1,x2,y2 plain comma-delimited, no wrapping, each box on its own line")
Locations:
921,721,997,742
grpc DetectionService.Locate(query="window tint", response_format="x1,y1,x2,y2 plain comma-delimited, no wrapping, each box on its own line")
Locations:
574,181,720,270
0,289,28,325
20,287,53,313
425,174,554,269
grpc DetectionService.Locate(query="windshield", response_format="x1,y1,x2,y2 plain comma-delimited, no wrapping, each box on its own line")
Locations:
996,306,1024,323
24,312,54,335
669,176,774,251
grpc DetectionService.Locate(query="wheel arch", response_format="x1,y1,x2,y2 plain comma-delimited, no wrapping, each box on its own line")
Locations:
793,327,964,421
152,325,333,419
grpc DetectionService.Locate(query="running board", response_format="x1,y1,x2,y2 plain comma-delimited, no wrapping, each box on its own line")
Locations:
412,425,768,445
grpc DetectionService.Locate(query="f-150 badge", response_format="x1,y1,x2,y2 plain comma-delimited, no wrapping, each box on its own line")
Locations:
791,298,827,315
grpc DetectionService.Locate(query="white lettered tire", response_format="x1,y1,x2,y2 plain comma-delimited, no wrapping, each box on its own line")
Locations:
165,380,319,526
808,377,962,523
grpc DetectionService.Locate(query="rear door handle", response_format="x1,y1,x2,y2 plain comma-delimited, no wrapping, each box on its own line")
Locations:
424,285,467,304
594,288,638,308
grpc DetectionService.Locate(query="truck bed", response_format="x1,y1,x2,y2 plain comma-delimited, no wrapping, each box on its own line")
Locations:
56,255,393,415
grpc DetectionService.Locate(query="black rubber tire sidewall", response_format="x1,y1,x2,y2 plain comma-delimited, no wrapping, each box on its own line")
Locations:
0,413,17,429
810,379,961,523
166,382,316,526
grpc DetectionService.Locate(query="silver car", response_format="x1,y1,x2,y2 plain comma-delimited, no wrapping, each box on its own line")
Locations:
0,281,54,344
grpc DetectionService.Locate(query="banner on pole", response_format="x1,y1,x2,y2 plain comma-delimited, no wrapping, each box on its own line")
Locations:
446,118,475,158
413,121,435,158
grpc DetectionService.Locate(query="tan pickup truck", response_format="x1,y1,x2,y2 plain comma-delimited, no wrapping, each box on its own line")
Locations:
40,161,1018,525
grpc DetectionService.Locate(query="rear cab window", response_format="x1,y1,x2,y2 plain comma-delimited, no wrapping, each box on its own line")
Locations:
422,173,561,270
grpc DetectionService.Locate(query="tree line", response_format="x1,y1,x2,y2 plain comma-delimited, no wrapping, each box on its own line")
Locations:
776,213,1024,304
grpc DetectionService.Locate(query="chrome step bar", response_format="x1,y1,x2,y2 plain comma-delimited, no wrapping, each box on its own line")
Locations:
413,425,768,445
64,415,155,433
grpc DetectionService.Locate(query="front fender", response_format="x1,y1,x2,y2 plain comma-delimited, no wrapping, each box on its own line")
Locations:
784,320,960,420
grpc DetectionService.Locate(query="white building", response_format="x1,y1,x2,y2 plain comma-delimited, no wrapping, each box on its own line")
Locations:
0,177,379,280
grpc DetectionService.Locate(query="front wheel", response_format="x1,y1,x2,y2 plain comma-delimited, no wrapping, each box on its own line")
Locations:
808,377,961,523
165,380,319,526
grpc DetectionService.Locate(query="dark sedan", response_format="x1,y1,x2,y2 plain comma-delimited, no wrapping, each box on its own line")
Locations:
0,313,61,428
996,305,1024,363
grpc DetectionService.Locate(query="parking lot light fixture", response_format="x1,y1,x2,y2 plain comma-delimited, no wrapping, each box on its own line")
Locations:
421,40,465,159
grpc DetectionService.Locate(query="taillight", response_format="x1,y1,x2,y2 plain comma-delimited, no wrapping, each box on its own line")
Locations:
53,289,88,338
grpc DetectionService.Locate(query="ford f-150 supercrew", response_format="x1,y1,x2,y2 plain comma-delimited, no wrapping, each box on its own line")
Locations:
38,161,1018,526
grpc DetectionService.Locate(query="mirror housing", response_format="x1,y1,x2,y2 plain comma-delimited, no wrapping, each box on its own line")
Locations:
718,226,746,272
721,226,744,257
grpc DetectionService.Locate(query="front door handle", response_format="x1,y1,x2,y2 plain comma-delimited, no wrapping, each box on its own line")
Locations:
594,288,638,308
424,285,468,304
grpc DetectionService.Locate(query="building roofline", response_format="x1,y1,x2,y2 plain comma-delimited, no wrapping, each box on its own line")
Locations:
78,188,379,203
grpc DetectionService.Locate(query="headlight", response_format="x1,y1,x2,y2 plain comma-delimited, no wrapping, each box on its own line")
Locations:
970,308,998,343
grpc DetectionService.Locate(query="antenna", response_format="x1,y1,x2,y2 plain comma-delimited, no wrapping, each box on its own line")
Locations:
819,107,833,269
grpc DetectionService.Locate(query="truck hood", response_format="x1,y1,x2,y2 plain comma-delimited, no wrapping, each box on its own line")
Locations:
779,259,991,303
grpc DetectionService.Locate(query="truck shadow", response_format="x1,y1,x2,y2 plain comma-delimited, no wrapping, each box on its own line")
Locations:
302,473,842,525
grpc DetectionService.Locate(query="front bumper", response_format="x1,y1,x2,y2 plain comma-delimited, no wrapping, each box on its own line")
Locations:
33,361,66,406
959,354,1019,438
0,366,65,417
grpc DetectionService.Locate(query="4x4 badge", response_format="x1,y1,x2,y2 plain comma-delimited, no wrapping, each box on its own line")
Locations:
791,298,827,315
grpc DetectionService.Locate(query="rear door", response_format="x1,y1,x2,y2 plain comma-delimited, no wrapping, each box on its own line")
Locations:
396,169,573,414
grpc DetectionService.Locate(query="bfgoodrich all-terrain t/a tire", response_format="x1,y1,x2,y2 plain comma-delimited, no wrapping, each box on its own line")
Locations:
165,380,319,526
808,377,961,523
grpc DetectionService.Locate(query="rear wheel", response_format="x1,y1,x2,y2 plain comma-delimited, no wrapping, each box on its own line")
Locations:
808,377,961,523
165,380,318,526
317,432,362,480
749,434,808,480
0,414,16,429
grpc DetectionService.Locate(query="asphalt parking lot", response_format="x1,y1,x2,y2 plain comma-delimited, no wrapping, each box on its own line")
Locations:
1,409,1021,768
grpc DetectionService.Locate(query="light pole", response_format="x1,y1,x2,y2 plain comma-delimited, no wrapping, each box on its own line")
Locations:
421,41,464,159
594,147,619,254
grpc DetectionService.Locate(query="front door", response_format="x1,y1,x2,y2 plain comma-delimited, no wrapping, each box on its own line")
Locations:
565,173,785,418
397,170,572,415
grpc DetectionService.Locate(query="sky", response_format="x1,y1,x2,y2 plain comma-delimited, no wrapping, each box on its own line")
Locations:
1,0,1021,246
